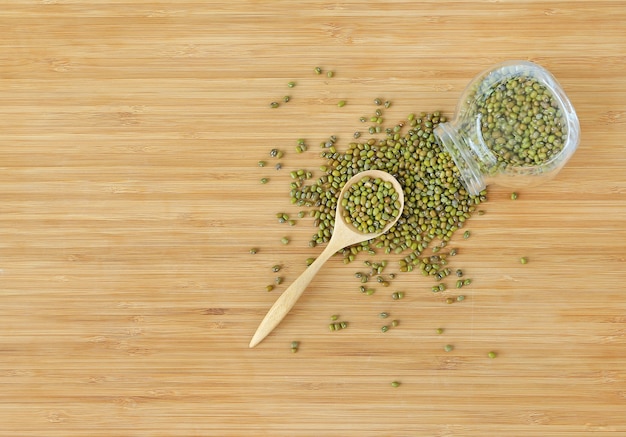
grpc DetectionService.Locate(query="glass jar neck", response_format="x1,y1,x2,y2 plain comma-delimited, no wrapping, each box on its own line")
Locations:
434,122,487,196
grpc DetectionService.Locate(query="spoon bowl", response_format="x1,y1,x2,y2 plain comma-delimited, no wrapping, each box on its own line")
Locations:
250,170,404,347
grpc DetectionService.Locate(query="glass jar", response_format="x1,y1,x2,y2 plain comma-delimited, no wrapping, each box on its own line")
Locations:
434,60,580,196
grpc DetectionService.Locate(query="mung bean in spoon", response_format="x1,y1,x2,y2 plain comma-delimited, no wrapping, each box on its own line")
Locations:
249,170,405,347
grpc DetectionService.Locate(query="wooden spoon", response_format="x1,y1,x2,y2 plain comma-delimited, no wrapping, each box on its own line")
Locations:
250,169,405,348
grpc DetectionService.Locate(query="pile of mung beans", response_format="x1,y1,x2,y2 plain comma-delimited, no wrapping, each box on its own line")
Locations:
290,107,486,265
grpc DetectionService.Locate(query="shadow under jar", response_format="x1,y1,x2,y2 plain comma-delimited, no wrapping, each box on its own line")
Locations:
434,60,580,196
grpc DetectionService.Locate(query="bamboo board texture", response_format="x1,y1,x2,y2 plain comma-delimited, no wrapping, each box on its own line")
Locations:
1,1,626,436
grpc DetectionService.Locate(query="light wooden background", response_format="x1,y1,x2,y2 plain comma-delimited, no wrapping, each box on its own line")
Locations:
2,1,626,436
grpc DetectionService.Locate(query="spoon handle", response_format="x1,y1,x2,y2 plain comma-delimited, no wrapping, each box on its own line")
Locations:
249,239,342,348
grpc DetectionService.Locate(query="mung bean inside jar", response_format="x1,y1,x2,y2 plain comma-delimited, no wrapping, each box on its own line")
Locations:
434,61,580,195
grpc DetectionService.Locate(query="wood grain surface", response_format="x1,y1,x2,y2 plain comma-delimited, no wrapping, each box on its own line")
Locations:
1,1,626,436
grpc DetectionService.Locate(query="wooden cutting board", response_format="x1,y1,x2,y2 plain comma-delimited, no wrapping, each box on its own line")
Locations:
2,1,626,436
